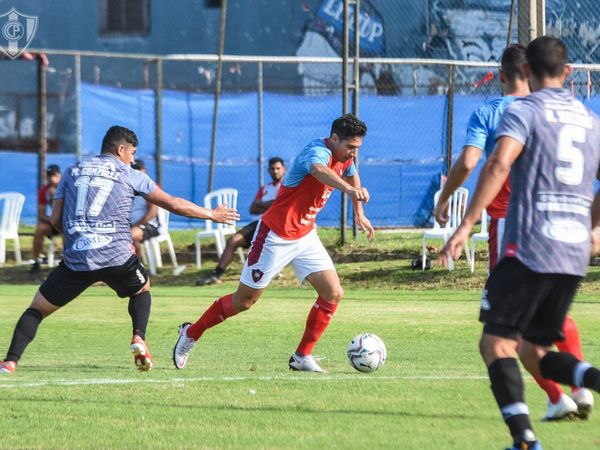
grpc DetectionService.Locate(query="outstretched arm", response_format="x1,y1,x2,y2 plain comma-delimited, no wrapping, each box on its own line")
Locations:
145,187,239,224
344,172,375,240
434,146,482,225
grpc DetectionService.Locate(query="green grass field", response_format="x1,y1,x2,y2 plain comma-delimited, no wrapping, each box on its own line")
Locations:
1,284,600,449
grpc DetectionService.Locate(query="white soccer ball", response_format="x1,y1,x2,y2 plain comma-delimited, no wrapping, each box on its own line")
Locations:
347,332,387,373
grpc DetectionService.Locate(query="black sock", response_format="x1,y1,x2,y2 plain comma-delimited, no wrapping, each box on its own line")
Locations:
488,358,536,446
128,291,151,340
540,351,600,392
6,308,43,362
213,266,225,277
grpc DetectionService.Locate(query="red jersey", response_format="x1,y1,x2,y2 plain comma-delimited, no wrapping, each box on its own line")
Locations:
262,138,355,240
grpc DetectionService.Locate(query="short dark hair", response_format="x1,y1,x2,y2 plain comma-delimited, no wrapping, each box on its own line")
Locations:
131,159,145,170
330,114,367,141
46,164,60,176
501,44,527,81
526,36,568,79
101,126,138,153
268,157,284,167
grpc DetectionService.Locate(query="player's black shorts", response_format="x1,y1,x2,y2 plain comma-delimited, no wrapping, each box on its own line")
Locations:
139,223,160,242
238,220,259,247
479,257,581,346
39,255,149,307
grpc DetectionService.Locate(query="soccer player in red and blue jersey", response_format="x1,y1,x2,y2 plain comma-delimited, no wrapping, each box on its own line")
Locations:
173,114,375,372
434,44,593,422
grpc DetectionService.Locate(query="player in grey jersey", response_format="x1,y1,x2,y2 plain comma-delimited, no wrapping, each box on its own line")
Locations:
440,37,600,450
0,126,239,375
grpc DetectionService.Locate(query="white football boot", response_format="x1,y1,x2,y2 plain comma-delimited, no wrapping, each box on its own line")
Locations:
172,322,196,369
572,388,594,420
543,393,578,421
288,353,325,373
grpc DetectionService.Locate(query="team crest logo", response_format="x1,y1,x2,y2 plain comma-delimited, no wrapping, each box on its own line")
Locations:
252,269,264,283
0,8,38,59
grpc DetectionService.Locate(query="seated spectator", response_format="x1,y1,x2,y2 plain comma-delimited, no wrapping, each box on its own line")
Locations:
30,165,61,274
196,157,286,285
130,160,159,256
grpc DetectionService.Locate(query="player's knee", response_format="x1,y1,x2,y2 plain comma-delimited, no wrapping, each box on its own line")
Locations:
323,285,344,302
233,292,259,312
227,233,244,248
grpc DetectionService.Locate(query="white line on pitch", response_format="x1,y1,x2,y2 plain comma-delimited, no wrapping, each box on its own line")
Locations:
0,374,490,389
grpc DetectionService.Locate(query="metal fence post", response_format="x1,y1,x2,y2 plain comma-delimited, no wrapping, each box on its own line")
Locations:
38,56,47,190
155,58,163,185
208,0,229,193
258,61,264,188
445,64,455,176
74,54,82,160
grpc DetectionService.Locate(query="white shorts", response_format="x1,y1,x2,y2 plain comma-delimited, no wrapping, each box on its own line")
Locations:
240,221,335,289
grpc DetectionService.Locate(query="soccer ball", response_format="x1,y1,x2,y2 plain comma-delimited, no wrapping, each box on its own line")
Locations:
347,333,387,373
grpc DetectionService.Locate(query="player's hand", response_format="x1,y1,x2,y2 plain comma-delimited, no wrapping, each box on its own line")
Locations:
347,186,370,203
433,199,450,226
211,203,240,225
437,225,470,267
355,214,375,241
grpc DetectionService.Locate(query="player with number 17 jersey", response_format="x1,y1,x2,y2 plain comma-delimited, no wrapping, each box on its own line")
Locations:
56,154,156,271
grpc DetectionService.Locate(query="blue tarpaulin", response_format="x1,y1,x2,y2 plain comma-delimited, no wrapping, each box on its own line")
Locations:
13,84,594,228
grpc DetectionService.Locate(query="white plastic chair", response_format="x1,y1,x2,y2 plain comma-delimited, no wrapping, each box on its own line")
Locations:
469,209,489,273
422,187,470,271
47,235,61,267
195,188,238,268
144,208,178,276
0,192,25,266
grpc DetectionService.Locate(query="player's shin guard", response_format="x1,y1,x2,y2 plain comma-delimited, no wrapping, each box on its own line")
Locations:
540,351,600,392
296,296,339,356
128,291,151,340
187,294,238,340
6,308,43,362
488,358,537,447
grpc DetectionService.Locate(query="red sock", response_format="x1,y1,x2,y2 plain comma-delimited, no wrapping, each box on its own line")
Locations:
555,315,584,360
187,294,237,340
296,297,338,356
533,373,564,404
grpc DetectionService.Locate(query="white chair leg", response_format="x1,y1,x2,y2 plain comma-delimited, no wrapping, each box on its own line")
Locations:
153,240,163,268
48,240,55,268
195,238,201,268
0,237,5,267
464,240,471,271
444,235,454,272
470,238,475,273
421,239,427,271
13,236,21,265
167,238,178,267
145,241,157,276
215,232,225,257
